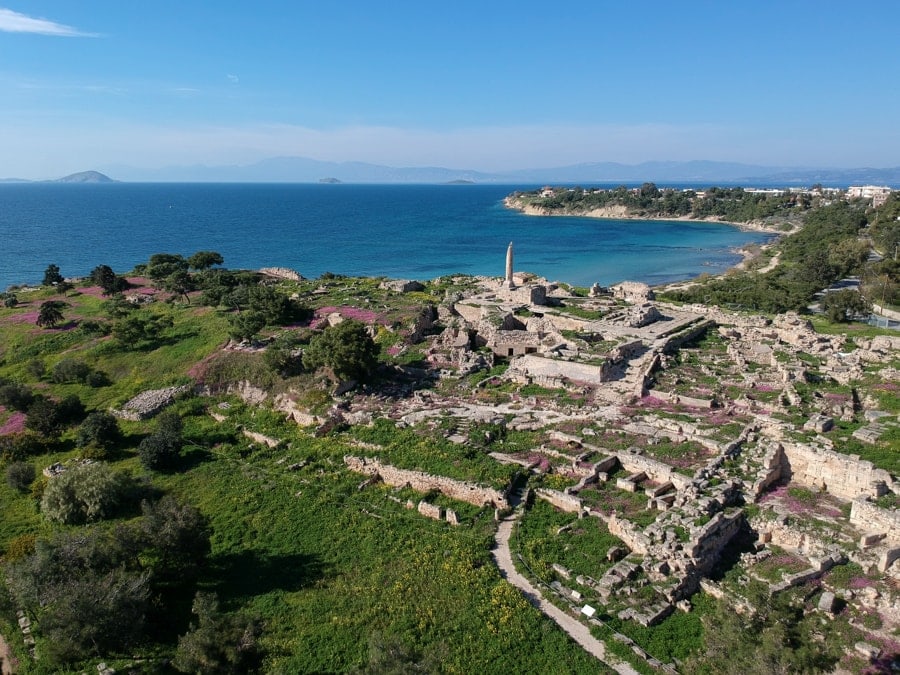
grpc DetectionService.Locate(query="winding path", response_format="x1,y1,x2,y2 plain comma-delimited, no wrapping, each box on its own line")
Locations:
0,634,14,675
492,514,639,675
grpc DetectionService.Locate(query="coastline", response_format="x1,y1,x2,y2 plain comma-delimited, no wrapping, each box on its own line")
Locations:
503,195,788,290
502,196,787,235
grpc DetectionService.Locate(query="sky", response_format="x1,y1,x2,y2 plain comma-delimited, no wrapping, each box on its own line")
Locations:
1,1,899,179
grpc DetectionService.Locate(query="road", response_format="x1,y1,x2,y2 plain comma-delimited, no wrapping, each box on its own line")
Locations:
492,515,639,675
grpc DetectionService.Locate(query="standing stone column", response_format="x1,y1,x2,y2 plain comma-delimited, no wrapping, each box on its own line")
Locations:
505,241,516,290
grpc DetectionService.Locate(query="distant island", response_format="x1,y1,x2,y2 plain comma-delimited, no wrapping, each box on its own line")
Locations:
53,170,116,184
318,177,342,184
90,155,900,185
0,170,116,184
446,179,475,185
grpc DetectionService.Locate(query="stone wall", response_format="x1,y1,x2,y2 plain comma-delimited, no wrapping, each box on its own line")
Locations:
660,319,715,354
534,488,582,513
750,443,785,498
507,354,610,385
605,513,650,554
344,456,509,508
616,452,694,491
781,442,893,500
687,510,744,570
111,385,190,421
452,303,486,323
850,498,900,545
651,390,716,409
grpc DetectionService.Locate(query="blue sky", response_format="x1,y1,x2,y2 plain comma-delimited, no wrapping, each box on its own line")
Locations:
1,1,899,178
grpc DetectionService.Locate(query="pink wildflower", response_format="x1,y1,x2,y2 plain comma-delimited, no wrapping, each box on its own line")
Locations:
0,412,27,436
6,311,40,324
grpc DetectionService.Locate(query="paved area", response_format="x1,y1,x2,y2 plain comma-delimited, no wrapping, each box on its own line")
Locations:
492,515,639,675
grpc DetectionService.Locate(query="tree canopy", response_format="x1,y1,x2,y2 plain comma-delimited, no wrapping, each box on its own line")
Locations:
303,319,379,382
36,300,66,328
42,263,64,286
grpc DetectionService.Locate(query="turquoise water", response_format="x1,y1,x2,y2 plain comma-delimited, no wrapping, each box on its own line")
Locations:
0,183,771,289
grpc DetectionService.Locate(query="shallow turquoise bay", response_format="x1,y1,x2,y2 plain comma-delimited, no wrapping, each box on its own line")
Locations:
0,183,771,289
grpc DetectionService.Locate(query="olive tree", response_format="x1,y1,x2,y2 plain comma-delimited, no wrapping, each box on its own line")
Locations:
303,319,379,382
41,462,131,525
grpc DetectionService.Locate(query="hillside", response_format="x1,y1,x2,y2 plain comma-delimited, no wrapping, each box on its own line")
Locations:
0,200,898,673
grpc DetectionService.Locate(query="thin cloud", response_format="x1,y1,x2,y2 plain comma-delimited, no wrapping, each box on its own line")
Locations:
0,8,97,37
226,74,239,84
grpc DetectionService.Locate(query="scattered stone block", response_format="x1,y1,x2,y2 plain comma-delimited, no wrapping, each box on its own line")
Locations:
803,414,834,433
417,500,444,520
855,642,881,660
607,546,627,563
552,563,572,580
818,591,838,613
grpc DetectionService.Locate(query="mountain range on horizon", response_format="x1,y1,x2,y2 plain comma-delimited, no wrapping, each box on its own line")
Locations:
5,160,900,187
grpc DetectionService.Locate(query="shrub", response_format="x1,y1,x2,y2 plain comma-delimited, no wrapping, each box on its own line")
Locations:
6,461,36,492
26,358,46,380
26,395,85,437
0,432,50,462
41,462,132,525
138,410,184,471
51,358,93,384
77,411,122,456
173,592,261,674
5,529,150,664
86,370,111,387
79,319,111,336
228,310,266,342
0,382,34,411
4,533,36,562
141,495,211,581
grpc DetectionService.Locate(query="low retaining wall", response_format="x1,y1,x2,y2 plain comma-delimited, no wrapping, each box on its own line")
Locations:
534,487,582,513
344,456,509,509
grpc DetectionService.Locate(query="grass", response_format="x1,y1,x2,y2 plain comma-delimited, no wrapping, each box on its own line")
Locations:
152,430,605,673
343,418,519,489
514,498,623,581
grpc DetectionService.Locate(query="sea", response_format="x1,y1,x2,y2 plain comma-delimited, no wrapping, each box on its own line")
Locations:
0,183,773,290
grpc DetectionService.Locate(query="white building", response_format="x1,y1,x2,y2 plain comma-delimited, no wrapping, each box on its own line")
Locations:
847,185,891,199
